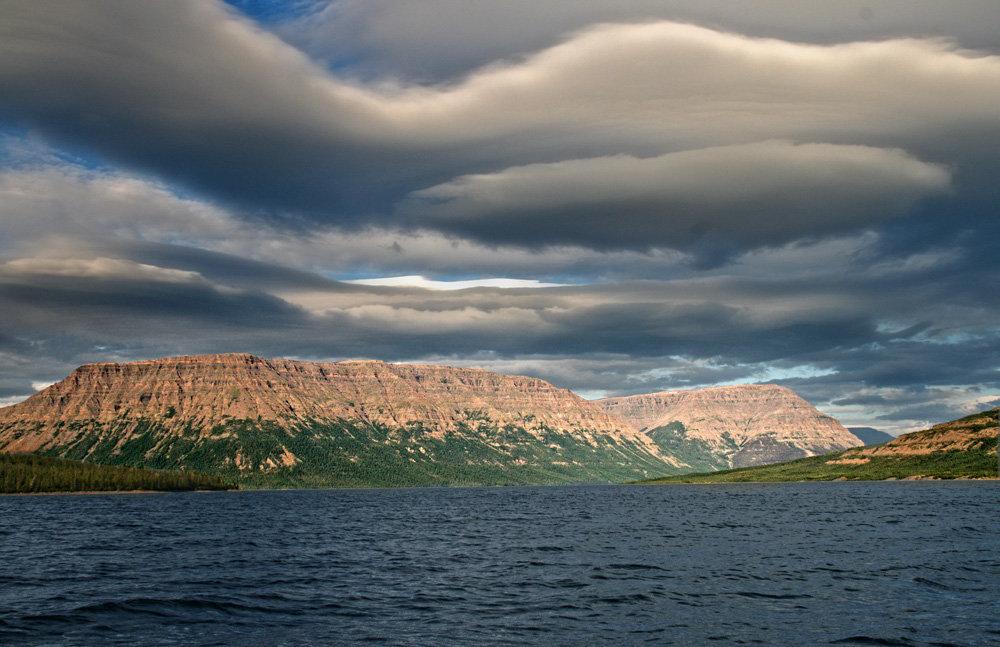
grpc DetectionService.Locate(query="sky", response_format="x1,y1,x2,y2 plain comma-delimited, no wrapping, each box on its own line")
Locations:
0,0,998,434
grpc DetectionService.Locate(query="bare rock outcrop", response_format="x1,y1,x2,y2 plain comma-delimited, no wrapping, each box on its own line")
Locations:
597,384,861,468
0,354,677,486
1,353,647,448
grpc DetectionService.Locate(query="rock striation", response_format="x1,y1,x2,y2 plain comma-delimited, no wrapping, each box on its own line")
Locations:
0,354,678,487
596,384,862,469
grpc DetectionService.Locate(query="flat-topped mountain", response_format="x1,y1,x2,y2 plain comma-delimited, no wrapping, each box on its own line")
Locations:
596,384,862,470
0,354,679,487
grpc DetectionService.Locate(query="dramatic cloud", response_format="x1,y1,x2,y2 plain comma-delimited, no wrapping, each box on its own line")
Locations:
281,0,1000,83
0,1,997,433
2,4,997,254
405,142,950,251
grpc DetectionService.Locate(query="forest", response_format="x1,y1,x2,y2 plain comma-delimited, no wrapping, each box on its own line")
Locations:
1,453,236,494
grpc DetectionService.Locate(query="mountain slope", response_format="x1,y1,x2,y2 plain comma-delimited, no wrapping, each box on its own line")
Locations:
596,384,861,469
0,354,682,487
641,408,999,483
848,427,894,445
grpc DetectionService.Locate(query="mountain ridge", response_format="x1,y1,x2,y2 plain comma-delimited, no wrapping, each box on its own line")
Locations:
0,353,679,487
847,427,895,445
596,384,862,469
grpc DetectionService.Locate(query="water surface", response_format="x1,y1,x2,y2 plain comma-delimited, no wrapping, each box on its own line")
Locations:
1,482,998,646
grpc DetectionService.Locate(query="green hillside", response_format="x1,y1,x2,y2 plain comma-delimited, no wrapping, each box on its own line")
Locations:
1,453,236,494
18,415,678,488
637,408,998,483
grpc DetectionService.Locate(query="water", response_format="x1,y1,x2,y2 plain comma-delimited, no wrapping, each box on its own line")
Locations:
1,482,998,647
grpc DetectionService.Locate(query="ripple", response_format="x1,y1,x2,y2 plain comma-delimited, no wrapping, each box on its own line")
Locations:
0,482,998,646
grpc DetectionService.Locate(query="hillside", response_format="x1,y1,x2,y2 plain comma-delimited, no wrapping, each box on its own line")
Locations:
0,354,682,487
848,427,894,445
639,408,999,483
1,453,235,494
596,384,861,470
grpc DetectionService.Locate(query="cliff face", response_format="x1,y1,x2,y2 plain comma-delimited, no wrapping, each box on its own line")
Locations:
596,384,861,469
0,354,677,487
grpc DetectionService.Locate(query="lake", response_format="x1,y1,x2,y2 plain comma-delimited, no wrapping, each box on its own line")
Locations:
1,482,998,646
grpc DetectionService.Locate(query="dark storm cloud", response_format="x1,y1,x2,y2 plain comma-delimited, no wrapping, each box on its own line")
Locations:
0,243,991,380
0,257,306,331
2,2,998,255
404,143,950,252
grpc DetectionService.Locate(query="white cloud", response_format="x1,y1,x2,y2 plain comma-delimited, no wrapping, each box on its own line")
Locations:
0,164,240,252
284,0,1000,83
0,394,29,407
343,275,567,290
0,257,205,284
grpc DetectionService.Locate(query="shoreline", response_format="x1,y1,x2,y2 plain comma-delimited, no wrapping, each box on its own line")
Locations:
4,476,997,496
1,488,234,496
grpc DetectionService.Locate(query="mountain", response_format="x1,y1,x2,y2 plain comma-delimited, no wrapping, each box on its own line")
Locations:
641,408,999,483
848,427,894,445
0,354,682,487
596,384,862,470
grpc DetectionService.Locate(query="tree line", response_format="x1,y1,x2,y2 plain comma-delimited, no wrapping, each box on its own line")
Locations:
1,453,236,494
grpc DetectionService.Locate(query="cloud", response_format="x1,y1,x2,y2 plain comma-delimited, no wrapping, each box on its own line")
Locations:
282,0,1000,83
343,276,567,290
1,4,996,254
0,162,241,252
0,257,205,284
0,230,996,430
404,142,950,251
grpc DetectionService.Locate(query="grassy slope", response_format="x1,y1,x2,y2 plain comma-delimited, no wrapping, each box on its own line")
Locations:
13,415,680,488
644,421,731,473
1,453,236,494
637,409,999,483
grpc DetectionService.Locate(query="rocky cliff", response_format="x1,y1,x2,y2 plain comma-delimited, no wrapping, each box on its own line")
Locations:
596,384,861,469
0,354,679,487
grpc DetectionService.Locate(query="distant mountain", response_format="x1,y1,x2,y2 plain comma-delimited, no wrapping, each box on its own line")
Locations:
848,427,894,445
642,408,999,483
0,354,682,487
596,384,861,470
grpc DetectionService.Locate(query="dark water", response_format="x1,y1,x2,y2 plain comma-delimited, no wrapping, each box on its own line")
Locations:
1,482,998,647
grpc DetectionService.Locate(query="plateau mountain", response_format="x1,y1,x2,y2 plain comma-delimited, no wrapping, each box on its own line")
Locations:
0,354,681,487
596,384,862,470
